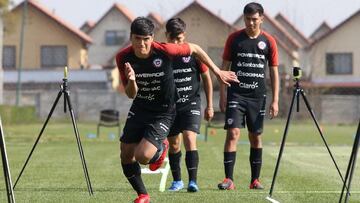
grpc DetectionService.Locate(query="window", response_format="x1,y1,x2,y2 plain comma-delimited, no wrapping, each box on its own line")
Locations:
41,46,67,68
105,30,126,46
326,53,352,74
3,46,16,69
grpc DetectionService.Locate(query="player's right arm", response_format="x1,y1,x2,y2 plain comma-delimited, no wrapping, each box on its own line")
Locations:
219,60,231,112
116,47,138,99
123,63,138,99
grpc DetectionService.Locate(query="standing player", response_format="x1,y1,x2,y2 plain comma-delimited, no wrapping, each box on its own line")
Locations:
218,2,279,190
117,17,238,203
165,18,214,192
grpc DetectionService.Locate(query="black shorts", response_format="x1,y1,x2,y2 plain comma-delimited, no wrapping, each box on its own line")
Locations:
120,104,176,149
224,95,266,134
168,102,201,137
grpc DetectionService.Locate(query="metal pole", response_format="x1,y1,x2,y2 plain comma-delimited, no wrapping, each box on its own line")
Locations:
16,0,28,106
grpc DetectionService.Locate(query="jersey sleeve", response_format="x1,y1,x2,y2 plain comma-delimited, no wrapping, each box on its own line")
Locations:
153,41,191,57
222,31,238,61
195,58,208,73
265,33,279,66
116,46,132,86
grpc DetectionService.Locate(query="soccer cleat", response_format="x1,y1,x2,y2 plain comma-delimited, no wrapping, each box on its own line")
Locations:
249,179,264,189
168,180,184,191
217,178,235,190
134,194,150,203
149,139,169,171
187,180,199,192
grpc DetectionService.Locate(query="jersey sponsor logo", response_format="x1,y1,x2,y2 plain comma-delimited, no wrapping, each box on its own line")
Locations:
153,58,163,67
237,61,264,69
239,81,259,89
257,41,266,50
237,70,264,78
237,52,265,59
227,118,234,125
177,95,189,103
140,86,161,92
136,72,164,78
182,56,191,63
174,77,192,83
136,93,155,101
177,85,192,92
173,68,192,74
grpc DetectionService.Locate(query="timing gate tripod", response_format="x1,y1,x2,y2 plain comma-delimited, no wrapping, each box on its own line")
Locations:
266,77,347,203
13,68,93,195
1,117,16,203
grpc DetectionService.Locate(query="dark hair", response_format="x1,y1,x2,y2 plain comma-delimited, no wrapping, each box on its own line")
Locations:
166,18,186,39
130,17,155,36
243,2,264,15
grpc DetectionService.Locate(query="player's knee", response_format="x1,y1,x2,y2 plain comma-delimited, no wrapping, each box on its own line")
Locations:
169,142,180,153
134,150,152,164
227,128,240,140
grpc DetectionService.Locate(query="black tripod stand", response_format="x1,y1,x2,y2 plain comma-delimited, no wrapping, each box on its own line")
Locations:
13,68,93,195
339,120,360,203
1,117,15,203
266,71,347,202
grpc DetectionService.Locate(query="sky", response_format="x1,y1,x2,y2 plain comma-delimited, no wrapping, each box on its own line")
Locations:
12,0,360,37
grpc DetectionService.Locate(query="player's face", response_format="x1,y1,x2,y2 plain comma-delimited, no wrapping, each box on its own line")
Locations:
244,12,263,34
131,34,154,58
167,33,186,44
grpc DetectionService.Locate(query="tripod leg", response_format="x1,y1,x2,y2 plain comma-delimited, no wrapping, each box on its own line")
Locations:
340,121,360,203
64,93,94,195
300,90,348,190
1,118,16,203
269,89,298,197
13,90,63,189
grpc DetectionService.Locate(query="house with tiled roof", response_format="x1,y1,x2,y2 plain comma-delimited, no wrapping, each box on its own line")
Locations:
147,12,163,29
80,20,96,34
233,13,299,75
275,13,310,47
309,21,332,42
2,0,92,71
308,9,360,88
155,1,236,67
86,3,135,69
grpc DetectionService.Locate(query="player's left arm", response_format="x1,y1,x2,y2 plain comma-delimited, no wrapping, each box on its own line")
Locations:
269,65,279,119
267,34,279,119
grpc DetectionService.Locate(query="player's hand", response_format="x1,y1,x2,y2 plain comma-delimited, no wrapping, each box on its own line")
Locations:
269,101,279,119
125,62,135,81
204,107,214,121
216,70,239,87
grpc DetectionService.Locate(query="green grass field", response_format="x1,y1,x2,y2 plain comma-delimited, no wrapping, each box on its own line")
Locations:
0,120,359,202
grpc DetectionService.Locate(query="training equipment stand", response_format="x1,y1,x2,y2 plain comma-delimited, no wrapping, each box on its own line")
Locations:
13,67,93,195
1,117,16,203
339,120,360,203
266,78,347,202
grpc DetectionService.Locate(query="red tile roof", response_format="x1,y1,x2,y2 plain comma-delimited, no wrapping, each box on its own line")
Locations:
275,13,311,44
147,12,163,25
13,0,92,44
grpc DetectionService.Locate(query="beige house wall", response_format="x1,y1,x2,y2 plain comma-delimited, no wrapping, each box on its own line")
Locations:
87,9,132,67
309,13,360,80
3,5,87,69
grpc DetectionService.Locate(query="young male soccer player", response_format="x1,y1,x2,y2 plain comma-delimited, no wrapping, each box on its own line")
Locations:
116,17,238,203
218,2,279,190
165,18,214,192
